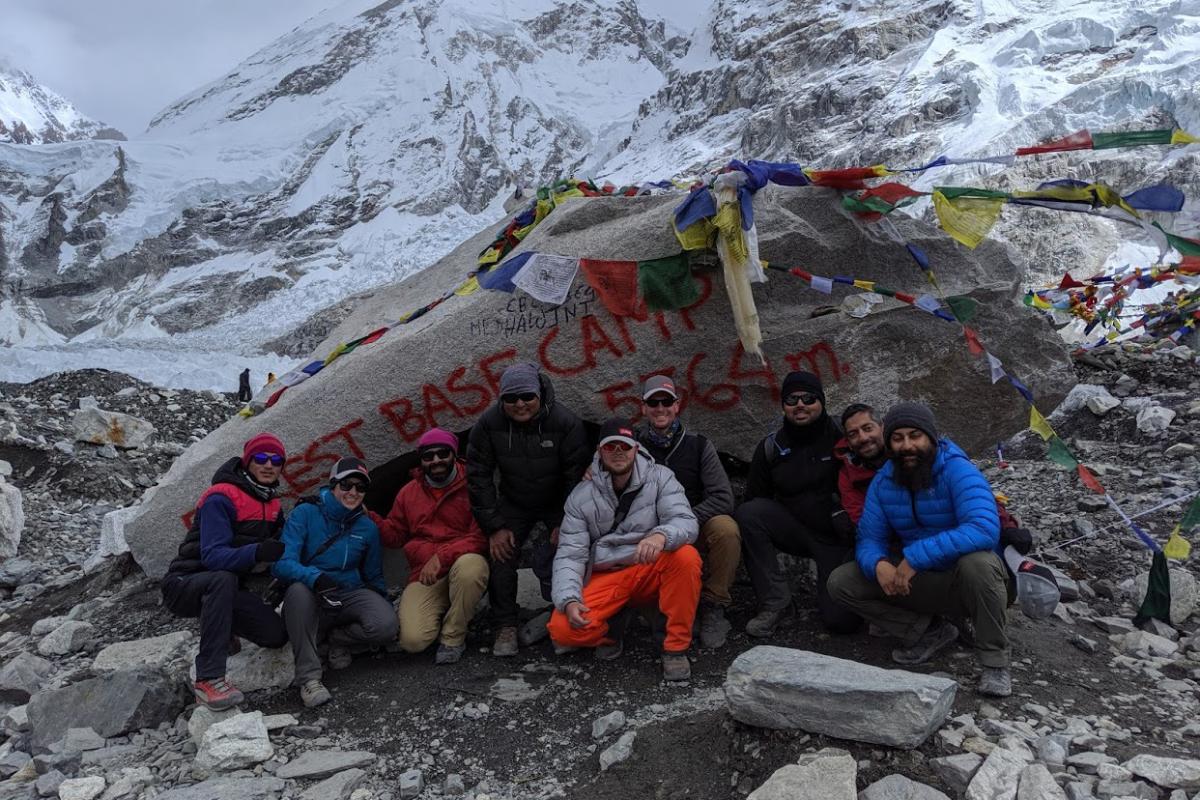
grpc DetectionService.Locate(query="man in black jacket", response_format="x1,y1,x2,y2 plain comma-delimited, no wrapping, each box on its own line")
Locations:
635,375,738,648
735,371,859,637
467,363,590,656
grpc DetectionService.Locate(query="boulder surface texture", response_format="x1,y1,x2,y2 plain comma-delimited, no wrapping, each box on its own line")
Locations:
126,188,1074,577
725,646,957,748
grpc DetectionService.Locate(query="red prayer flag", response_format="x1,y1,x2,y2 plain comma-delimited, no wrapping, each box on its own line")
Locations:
1077,464,1105,494
579,259,644,316
963,326,985,356
359,327,388,346
1015,129,1094,156
790,268,813,281
1178,256,1200,275
894,292,917,304
265,387,287,408
806,166,881,189
1058,272,1086,289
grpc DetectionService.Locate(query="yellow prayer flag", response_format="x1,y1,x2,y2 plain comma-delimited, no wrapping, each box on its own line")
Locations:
323,343,348,366
237,406,255,418
455,276,481,296
869,164,892,177
1032,295,1052,310
1029,406,1055,441
853,279,875,291
673,219,716,251
478,247,502,266
932,191,1004,249
1164,526,1192,560
1171,129,1200,145
712,202,749,262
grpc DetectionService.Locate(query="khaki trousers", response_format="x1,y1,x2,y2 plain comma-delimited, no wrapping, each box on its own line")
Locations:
698,514,741,607
397,553,489,651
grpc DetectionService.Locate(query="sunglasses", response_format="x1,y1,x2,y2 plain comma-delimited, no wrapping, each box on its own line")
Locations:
250,453,285,466
783,393,821,407
335,478,369,493
600,441,634,453
501,392,538,404
420,448,454,462
644,396,677,408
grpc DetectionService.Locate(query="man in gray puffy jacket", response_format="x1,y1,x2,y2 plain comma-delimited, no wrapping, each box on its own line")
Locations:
547,418,700,681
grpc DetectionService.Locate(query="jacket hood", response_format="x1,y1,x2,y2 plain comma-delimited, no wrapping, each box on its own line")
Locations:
877,438,968,481
319,486,365,523
211,456,278,500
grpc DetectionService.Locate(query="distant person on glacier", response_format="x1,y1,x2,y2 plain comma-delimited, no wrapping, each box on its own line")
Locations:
274,457,397,708
237,368,252,402
466,363,590,657
161,433,290,710
827,403,1014,697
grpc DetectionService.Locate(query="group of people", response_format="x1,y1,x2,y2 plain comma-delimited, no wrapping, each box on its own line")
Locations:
164,362,1021,711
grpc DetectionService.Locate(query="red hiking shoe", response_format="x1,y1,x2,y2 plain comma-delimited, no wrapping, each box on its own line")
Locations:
193,677,245,710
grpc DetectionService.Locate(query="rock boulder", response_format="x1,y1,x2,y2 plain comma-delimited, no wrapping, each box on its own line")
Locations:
749,747,857,800
26,669,185,750
725,646,956,748
124,188,1074,578
72,407,155,449
0,477,23,560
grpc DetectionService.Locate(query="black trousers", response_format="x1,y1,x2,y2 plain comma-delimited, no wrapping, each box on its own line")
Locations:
487,505,556,628
162,570,288,680
735,497,861,634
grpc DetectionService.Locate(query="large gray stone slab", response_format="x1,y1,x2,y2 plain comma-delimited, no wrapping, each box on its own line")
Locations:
275,750,376,780
92,630,193,673
0,478,23,560
193,712,274,777
1124,754,1200,789
860,774,951,800
300,768,367,800
124,188,1074,578
750,747,857,800
967,746,1030,800
26,669,185,750
187,641,292,693
72,407,155,449
725,646,957,748
154,777,285,800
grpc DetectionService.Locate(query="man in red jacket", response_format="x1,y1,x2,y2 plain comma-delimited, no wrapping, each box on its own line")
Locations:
835,403,888,526
371,429,488,665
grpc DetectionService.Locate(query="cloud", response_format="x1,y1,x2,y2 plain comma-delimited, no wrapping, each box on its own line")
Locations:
0,0,334,135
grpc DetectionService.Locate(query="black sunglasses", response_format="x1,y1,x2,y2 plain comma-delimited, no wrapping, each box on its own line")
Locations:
644,396,677,408
420,447,454,462
783,393,820,407
250,453,285,466
501,392,538,404
335,478,369,493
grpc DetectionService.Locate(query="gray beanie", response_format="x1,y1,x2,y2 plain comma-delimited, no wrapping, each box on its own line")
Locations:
883,402,938,442
499,362,541,397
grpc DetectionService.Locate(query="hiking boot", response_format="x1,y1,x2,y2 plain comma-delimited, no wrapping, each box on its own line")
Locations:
435,643,466,665
697,603,731,649
891,619,959,665
300,679,332,708
978,667,1012,698
661,652,691,682
492,626,519,657
193,677,244,711
594,638,624,661
553,642,580,656
327,646,352,670
745,608,785,638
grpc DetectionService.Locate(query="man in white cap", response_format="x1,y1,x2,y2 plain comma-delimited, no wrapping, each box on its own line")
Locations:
635,374,738,648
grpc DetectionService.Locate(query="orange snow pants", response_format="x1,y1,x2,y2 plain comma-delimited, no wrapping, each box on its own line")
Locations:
547,545,702,653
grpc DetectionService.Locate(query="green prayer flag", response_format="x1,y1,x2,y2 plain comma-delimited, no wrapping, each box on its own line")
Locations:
1157,223,1200,256
638,253,699,311
1134,550,1173,625
1181,494,1200,531
874,286,897,298
1046,436,1079,468
1091,129,1174,149
947,295,979,323
933,186,1011,201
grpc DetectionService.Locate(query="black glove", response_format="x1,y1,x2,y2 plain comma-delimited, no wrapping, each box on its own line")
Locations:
255,540,285,563
313,574,342,609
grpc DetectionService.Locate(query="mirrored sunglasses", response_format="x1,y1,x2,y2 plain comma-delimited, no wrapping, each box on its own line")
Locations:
420,447,454,462
600,441,633,453
501,392,538,404
250,453,285,466
335,478,369,493
783,393,820,407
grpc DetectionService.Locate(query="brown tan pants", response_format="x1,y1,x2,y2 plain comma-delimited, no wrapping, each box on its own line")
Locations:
698,514,741,607
397,553,489,651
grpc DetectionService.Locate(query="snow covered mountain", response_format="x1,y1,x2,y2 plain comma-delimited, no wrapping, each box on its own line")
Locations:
0,0,1197,390
0,66,123,145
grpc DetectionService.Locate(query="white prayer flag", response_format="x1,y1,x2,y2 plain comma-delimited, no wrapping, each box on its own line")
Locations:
986,352,1006,383
513,253,579,305
810,276,834,294
914,293,942,313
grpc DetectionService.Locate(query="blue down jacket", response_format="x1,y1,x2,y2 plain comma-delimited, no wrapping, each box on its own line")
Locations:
856,438,1000,576
272,488,386,594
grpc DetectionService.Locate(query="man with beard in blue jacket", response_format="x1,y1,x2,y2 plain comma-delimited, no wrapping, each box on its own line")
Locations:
827,403,1013,697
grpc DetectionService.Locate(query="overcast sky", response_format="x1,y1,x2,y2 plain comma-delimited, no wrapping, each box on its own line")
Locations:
0,0,335,135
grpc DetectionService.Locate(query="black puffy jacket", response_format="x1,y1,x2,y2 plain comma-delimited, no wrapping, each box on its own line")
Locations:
466,373,590,532
744,415,842,541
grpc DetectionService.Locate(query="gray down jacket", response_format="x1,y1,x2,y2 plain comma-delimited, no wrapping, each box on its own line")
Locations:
551,448,698,611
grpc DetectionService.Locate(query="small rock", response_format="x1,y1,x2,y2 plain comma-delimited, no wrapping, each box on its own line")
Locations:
36,621,95,656
930,753,984,796
591,710,626,739
58,776,106,800
188,706,241,745
599,731,637,772
1077,496,1107,512
34,768,63,797
1092,616,1135,635
1018,762,1067,799
1124,753,1200,789
398,768,424,799
859,773,950,800
300,768,366,800
1121,630,1180,658
193,711,274,776
0,651,53,703
92,631,192,673
1165,443,1196,459
62,727,106,752
444,774,466,796
1069,634,1098,655
748,747,856,800
1068,752,1117,774
275,750,376,780
966,747,1029,800
1136,406,1176,434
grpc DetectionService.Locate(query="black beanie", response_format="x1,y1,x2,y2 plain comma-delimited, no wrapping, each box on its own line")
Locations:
780,371,825,407
883,402,938,442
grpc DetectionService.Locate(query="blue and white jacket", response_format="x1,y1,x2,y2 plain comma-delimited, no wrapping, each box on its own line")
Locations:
273,488,386,594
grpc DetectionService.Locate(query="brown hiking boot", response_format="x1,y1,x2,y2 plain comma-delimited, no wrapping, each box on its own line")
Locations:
661,652,691,682
492,626,518,657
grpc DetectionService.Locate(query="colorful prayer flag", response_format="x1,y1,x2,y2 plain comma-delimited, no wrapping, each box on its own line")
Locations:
1015,129,1094,156
1046,436,1078,468
1092,129,1174,149
915,294,942,314
454,277,481,296
513,253,578,305
580,259,643,316
1029,407,1054,440
1134,550,1172,624
932,191,1005,249
638,253,699,311
1164,526,1192,561
986,352,1005,383
1077,464,1104,494
963,326,985,356
479,252,531,293
947,296,979,322
811,276,834,294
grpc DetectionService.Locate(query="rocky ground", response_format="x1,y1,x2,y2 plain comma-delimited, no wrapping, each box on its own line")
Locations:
0,343,1197,800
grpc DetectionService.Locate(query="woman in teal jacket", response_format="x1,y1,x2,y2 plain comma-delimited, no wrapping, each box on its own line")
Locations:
275,457,397,708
